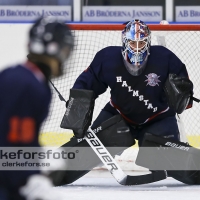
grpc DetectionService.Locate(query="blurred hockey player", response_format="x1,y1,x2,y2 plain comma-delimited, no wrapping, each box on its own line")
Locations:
0,17,74,200
61,19,197,185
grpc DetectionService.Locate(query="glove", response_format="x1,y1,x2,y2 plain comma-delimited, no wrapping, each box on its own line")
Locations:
164,73,193,114
20,174,66,200
60,89,95,138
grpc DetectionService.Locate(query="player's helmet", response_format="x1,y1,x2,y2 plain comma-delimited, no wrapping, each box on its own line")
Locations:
29,17,74,65
122,19,151,76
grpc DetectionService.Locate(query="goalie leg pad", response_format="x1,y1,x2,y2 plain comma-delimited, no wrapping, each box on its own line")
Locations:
57,115,135,186
136,133,200,184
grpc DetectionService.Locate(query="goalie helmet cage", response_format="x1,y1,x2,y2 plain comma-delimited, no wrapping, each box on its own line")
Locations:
40,24,200,150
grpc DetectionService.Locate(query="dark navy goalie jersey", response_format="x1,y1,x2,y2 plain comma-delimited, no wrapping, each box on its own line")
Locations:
73,46,190,125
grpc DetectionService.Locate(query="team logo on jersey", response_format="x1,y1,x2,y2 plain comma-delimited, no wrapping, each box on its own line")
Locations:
116,76,158,112
145,73,161,86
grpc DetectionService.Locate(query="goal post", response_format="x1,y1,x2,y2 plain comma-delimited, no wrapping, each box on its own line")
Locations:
40,24,200,150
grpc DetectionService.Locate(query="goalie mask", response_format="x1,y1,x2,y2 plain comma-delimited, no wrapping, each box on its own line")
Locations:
28,17,74,76
122,19,151,76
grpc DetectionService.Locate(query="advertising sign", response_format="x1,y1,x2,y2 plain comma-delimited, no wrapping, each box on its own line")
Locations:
0,6,71,22
83,6,162,22
176,6,200,22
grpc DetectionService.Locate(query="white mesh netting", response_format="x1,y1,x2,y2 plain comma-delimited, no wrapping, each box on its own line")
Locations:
40,28,200,148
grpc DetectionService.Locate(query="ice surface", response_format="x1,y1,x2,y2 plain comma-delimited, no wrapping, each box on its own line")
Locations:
54,170,200,200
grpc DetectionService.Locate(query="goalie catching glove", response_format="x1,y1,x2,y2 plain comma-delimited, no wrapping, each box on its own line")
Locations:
60,89,95,138
164,73,193,114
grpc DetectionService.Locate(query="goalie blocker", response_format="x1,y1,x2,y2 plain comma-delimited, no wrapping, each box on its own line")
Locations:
60,89,95,138
136,133,200,185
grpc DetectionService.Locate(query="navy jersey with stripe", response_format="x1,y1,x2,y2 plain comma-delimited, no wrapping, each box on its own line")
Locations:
0,63,51,190
73,45,189,125
0,64,51,146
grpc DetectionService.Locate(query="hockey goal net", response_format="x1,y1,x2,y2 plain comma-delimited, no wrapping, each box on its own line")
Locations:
39,24,200,169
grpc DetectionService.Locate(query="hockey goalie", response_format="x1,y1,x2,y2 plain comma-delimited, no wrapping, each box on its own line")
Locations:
58,19,200,186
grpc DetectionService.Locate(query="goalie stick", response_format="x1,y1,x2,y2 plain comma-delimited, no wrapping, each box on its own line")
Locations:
49,80,67,103
85,127,167,185
50,81,167,185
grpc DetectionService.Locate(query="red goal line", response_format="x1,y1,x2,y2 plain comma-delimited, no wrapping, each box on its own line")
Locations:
68,24,200,31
